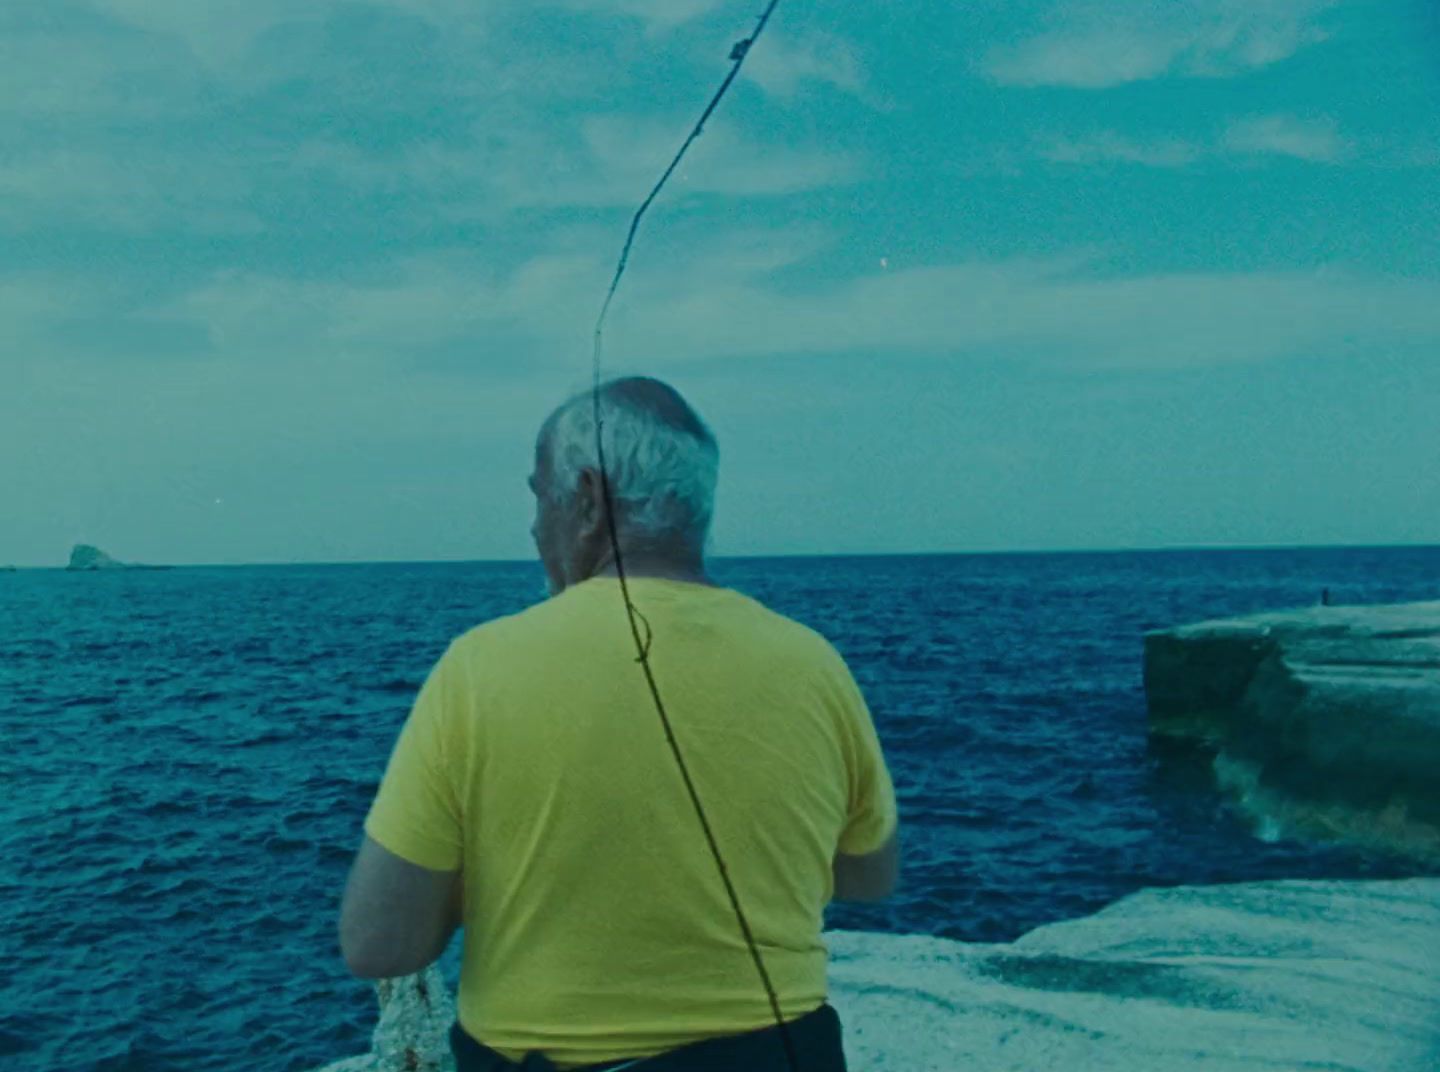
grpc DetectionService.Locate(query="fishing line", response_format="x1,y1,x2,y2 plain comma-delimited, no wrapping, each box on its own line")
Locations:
588,2,799,1070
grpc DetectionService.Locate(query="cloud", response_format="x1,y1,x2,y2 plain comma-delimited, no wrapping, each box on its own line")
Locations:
121,226,835,365
0,5,209,120
569,114,857,201
0,147,262,234
32,243,1431,377
982,0,1336,88
609,259,1440,371
1223,114,1348,162
0,275,90,346
291,112,857,221
1039,114,1348,168
1041,133,1204,168
87,0,333,71
0,2,854,238
549,0,726,28
742,29,869,100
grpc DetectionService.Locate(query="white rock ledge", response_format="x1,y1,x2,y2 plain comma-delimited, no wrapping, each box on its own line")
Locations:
318,878,1440,1072
1144,601,1440,847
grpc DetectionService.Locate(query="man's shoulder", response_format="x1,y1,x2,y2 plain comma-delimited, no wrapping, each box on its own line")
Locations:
444,599,553,659
442,584,846,672
715,590,855,679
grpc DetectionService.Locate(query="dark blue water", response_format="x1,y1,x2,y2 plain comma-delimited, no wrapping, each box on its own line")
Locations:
3,548,1438,1072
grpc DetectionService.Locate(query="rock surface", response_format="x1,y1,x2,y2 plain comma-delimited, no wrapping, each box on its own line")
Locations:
1144,601,1440,853
67,544,127,570
320,968,454,1072
316,878,1440,1072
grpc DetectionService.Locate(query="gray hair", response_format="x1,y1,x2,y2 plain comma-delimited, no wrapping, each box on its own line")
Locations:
540,377,719,546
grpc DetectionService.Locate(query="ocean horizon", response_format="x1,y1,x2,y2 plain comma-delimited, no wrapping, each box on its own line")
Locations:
10,540,1440,572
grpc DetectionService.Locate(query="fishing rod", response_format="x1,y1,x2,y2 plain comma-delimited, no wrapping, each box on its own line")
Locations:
589,2,800,1070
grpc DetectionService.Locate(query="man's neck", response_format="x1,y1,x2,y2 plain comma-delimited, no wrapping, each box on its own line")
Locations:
591,552,714,587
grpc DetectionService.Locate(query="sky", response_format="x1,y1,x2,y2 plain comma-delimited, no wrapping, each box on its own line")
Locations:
2,0,1438,567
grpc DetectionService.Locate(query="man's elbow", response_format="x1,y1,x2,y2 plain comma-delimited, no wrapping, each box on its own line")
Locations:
340,926,441,980
832,872,898,904
831,829,900,903
341,934,402,980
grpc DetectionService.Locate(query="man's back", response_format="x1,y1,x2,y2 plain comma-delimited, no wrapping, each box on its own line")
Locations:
364,575,897,1068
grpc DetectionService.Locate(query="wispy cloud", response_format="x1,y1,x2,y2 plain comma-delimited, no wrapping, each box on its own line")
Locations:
1040,114,1348,167
0,147,262,234
550,0,726,29
567,114,857,201
982,0,1336,88
742,29,871,101
1041,133,1205,168
291,113,857,222
1223,114,1348,162
21,243,1428,377
609,259,1440,371
0,2,853,238
86,0,334,71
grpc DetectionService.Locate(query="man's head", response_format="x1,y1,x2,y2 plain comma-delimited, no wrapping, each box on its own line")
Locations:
530,377,719,594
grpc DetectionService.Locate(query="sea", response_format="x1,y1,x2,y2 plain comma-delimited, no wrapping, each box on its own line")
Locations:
3,546,1438,1072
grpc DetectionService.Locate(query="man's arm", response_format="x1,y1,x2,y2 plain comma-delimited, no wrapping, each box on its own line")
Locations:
832,827,899,903
339,835,463,979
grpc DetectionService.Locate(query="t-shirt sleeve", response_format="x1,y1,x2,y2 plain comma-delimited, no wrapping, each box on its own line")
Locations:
363,643,466,872
823,646,899,857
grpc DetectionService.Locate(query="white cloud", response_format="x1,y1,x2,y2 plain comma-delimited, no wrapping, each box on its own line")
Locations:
0,147,262,234
69,246,1440,376
0,2,851,236
609,260,1440,370
86,0,505,71
571,114,857,201
88,0,327,69
1040,114,1348,168
1041,133,1204,168
291,113,856,221
742,29,868,100
550,0,725,28
0,275,91,349
1223,114,1348,162
982,0,1336,88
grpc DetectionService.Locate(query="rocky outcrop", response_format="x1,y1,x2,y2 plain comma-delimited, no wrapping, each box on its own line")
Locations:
67,544,126,570
1144,601,1440,854
63,545,169,570
316,878,1440,1071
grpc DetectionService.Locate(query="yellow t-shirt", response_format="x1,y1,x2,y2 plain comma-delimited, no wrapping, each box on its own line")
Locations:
363,575,897,1068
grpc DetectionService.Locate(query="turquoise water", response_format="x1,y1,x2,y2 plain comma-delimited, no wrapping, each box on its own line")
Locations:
2,547,1437,1071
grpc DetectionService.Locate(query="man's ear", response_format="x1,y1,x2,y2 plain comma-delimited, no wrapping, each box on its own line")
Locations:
576,468,607,534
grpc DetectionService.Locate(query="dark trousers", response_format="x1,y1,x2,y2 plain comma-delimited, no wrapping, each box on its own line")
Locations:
450,1003,848,1072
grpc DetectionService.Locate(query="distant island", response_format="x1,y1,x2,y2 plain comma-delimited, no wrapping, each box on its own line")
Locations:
68,544,127,570
66,544,170,571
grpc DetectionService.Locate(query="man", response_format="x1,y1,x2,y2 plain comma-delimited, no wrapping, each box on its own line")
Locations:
340,376,900,1071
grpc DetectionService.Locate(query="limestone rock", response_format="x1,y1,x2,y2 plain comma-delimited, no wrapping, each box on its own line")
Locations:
828,877,1440,1070
1144,601,1440,854
315,879,1440,1071
317,965,454,1072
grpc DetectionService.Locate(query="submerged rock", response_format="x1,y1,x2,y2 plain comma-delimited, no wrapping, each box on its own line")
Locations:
1144,601,1440,857
315,878,1440,1071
